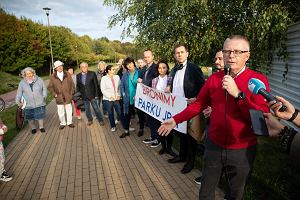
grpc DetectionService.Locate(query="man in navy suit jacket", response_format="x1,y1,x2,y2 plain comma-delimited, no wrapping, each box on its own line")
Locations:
167,44,205,174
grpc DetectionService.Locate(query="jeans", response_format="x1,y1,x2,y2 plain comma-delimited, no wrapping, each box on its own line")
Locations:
199,138,256,200
84,99,104,122
137,109,145,130
146,114,159,140
123,104,135,131
103,100,124,128
98,97,107,114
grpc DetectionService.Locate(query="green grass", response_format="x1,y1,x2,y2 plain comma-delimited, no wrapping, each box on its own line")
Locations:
0,105,19,147
0,92,53,147
172,134,300,199
0,72,21,95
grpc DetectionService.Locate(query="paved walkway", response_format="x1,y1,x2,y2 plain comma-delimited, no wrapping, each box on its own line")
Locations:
0,100,223,200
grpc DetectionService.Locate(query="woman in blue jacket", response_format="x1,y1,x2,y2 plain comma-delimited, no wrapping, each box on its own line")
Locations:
120,57,142,138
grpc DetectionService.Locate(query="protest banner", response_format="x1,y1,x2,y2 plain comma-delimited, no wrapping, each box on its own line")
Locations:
135,83,187,133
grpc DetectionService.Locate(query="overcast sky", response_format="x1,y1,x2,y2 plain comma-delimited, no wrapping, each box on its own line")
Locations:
1,0,134,42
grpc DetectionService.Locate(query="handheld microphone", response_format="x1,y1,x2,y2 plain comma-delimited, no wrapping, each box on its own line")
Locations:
248,78,287,112
224,64,231,98
224,64,231,76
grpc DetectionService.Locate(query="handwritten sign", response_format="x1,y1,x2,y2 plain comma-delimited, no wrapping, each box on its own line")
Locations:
135,83,187,133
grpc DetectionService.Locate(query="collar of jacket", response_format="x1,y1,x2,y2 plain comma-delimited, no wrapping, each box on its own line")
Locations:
53,71,68,80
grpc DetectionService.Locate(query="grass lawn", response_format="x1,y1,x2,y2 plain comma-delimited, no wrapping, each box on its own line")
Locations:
172,134,300,199
0,72,21,95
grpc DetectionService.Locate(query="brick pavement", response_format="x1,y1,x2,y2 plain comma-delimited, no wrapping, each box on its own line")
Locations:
0,100,224,199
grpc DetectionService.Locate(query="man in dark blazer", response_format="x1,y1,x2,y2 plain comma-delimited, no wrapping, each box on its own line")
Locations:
167,44,205,174
77,62,104,126
138,49,160,147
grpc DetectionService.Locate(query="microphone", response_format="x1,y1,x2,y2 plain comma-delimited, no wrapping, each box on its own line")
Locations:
224,64,231,98
248,78,287,112
224,64,231,76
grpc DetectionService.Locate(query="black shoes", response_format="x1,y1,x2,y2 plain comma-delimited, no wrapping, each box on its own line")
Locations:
68,124,75,128
120,132,129,138
159,148,165,155
168,156,185,163
166,149,177,157
59,125,65,130
40,128,46,133
138,129,144,137
31,129,37,134
181,164,194,174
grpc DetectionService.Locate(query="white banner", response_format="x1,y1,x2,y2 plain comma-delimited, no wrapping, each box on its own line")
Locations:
135,83,187,133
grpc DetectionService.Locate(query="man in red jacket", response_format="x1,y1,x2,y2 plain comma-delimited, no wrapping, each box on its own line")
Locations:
158,35,270,200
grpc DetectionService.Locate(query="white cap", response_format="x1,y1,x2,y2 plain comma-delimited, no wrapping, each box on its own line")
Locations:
54,60,64,69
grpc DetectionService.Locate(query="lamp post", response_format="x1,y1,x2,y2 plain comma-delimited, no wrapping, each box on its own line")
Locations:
75,45,79,69
43,7,54,75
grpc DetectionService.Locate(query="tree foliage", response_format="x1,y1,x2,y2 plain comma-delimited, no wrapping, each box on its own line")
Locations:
104,0,298,69
0,9,139,73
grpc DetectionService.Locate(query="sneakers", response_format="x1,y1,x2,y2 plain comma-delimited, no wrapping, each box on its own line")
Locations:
111,127,116,132
103,114,109,118
150,139,161,148
0,171,13,182
143,138,155,144
129,127,135,132
194,176,202,185
77,116,81,120
115,120,119,124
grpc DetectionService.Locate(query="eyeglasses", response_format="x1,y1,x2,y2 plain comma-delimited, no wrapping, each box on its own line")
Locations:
222,50,249,56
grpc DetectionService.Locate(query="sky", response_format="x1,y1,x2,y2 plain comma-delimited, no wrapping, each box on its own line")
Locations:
0,0,134,42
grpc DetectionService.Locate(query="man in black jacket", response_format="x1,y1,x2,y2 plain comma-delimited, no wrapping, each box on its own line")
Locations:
139,49,161,147
167,44,205,174
77,62,104,126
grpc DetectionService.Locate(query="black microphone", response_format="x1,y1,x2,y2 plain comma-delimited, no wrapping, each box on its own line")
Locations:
224,64,231,76
224,64,231,98
248,78,287,112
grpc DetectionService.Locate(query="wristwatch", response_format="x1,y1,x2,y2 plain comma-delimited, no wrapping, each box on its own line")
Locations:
235,91,246,100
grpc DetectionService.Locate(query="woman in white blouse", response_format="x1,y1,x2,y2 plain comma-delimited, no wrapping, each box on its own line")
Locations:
151,60,176,156
100,65,124,132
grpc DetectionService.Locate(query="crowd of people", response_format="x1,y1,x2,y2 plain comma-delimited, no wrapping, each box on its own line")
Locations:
0,34,297,200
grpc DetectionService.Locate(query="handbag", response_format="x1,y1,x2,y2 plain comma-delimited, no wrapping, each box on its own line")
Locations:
188,113,205,142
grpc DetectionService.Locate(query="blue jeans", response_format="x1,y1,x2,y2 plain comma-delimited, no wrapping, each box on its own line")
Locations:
84,99,104,122
103,100,124,128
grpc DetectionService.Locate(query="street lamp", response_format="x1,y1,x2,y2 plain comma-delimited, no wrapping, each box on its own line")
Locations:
75,45,79,69
43,7,54,75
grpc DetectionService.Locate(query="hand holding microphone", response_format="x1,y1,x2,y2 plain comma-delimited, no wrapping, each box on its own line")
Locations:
222,64,240,98
248,78,287,112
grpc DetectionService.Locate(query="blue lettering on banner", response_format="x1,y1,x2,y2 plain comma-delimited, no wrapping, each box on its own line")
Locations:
137,98,161,117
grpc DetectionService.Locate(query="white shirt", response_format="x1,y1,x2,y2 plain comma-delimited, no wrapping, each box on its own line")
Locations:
172,60,187,97
101,75,121,101
156,75,168,91
57,71,64,81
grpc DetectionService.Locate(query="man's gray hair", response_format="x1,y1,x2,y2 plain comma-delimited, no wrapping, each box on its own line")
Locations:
80,62,88,67
21,67,36,78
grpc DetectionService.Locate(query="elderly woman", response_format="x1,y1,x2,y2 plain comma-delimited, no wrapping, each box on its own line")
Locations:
16,67,47,134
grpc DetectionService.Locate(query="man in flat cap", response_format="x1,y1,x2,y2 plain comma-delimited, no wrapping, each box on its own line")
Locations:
48,60,75,129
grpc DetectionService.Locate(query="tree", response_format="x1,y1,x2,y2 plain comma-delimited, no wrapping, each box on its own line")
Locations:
104,0,293,68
